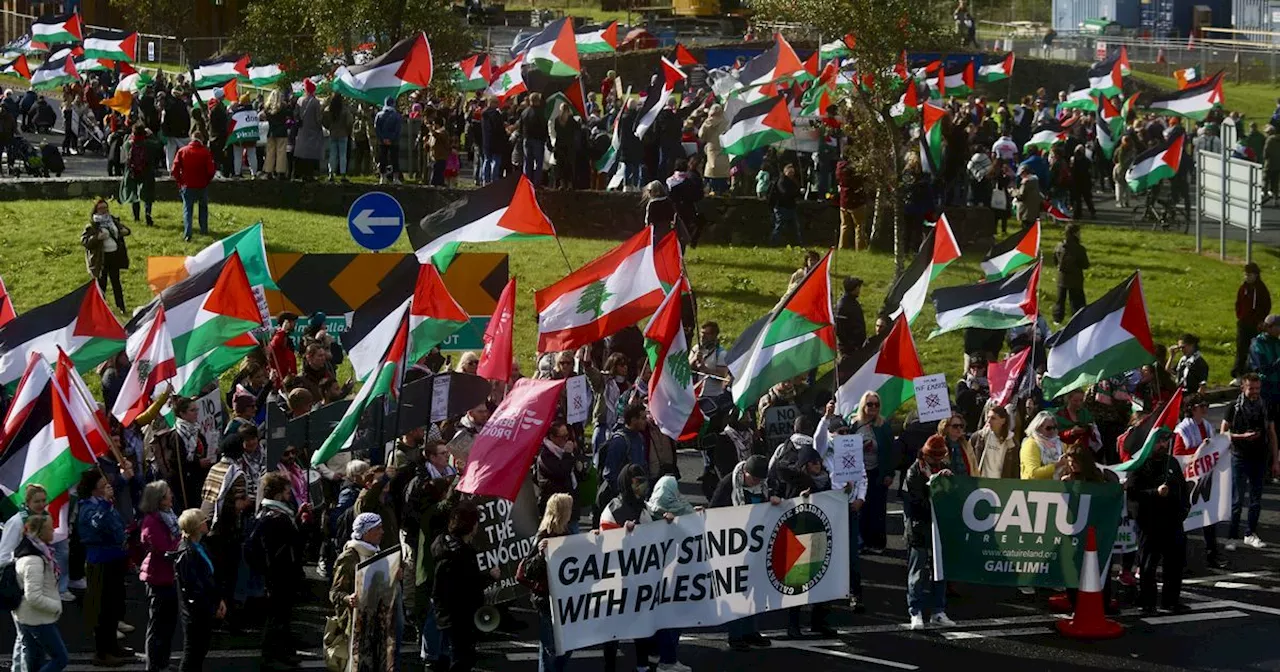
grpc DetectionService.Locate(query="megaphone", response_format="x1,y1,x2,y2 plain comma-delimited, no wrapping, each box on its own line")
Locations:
474,605,501,633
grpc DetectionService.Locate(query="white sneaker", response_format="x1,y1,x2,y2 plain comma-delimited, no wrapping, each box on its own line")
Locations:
68,578,86,590
1018,586,1036,595
117,622,135,633
909,614,925,630
59,591,74,602
1244,534,1267,549
1226,541,1238,551
930,612,957,626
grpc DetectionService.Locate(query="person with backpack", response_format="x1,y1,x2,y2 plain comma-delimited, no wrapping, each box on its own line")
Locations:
432,501,498,672
0,484,59,672
14,513,67,672
327,512,383,672
527,493,574,672
76,470,129,667
250,472,307,671
594,404,650,524
119,123,163,227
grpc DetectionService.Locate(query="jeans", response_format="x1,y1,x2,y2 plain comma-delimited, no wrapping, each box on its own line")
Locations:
180,187,209,238
770,206,801,245
538,606,572,672
482,152,502,184
232,146,257,176
906,546,945,617
11,613,27,672
19,623,67,672
165,137,187,170
420,598,444,661
145,583,177,671
1230,452,1267,538
523,138,545,185
328,136,349,175
861,468,889,550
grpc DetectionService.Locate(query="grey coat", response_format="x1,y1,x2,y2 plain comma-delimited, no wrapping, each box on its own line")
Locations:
294,95,324,160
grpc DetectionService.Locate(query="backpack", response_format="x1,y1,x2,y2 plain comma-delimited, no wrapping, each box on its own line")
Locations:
0,563,22,611
128,139,148,179
515,541,549,597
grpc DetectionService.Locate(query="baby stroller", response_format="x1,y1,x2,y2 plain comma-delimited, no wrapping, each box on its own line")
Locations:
6,136,47,177
75,108,106,157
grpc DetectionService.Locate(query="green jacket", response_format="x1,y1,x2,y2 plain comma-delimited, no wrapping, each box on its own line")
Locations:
1248,332,1280,402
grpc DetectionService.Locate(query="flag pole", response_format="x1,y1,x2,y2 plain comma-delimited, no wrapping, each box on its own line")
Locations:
553,235,575,274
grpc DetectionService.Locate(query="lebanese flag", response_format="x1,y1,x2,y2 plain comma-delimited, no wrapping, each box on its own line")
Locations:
882,215,961,325
82,29,137,62
1043,272,1155,400
52,349,112,460
524,17,581,76
653,229,684,291
645,278,702,440
988,347,1031,406
673,43,699,67
477,278,516,383
457,378,567,501
737,33,805,87
0,282,125,393
486,53,527,102
414,174,555,271
407,263,470,364
0,276,14,328
835,315,924,418
111,306,176,426
535,228,664,352
981,220,1040,280
930,262,1039,338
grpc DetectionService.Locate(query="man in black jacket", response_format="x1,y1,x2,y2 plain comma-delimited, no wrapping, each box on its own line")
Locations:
432,501,498,672
768,446,836,638
619,100,642,188
534,421,586,528
162,90,192,170
480,97,506,184
519,92,548,185
252,472,307,670
835,276,866,357
1129,429,1190,615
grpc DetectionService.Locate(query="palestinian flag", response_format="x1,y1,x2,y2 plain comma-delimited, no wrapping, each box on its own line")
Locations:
524,70,586,117
1145,71,1224,121
311,310,409,467
73,58,113,73
1,54,31,80
52,350,112,460
645,278,703,441
720,95,793,157
111,305,176,427
1173,67,1198,90
454,54,493,91
819,34,856,61
194,79,239,107
1043,272,1155,400
595,109,622,173
979,52,1015,82
575,21,618,54
524,17,581,76
981,220,1040,280
0,282,124,393
800,52,819,81
919,101,946,174
1113,387,1183,474
1096,94,1123,160
408,264,470,364
535,228,664,352
672,43,699,67
192,54,249,88
727,250,836,411
635,58,686,140
332,33,433,105
1115,46,1132,75
1122,93,1140,119
770,506,832,590
1126,133,1185,193
1043,200,1072,222
414,174,555,271
890,78,923,123
1059,87,1097,112
928,61,975,98
800,81,834,118
930,262,1040,338
737,33,805,88
881,216,961,325
835,314,923,418
246,64,285,87
31,12,83,47
1087,55,1123,97
0,355,95,538
486,54,527,102
30,55,79,91
0,276,14,328
1025,119,1066,151
125,254,262,397
226,106,260,146
82,29,136,62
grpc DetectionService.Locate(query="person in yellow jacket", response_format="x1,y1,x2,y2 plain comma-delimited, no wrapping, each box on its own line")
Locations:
1020,410,1068,480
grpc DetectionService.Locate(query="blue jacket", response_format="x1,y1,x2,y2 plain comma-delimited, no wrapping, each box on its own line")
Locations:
77,497,127,564
374,106,402,143
600,428,648,491
1019,154,1050,187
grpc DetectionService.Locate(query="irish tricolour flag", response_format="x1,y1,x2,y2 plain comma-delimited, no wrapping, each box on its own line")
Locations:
728,251,836,411
835,314,923,418
333,33,433,105
771,507,832,591
930,262,1040,338
31,12,83,46
645,278,703,441
1043,272,1155,400
881,215,961,325
981,221,1040,280
1126,133,1184,193
414,174,556,271
720,95,793,157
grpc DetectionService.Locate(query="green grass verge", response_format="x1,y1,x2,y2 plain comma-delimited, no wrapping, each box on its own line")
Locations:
1130,70,1276,125
0,198,1272,394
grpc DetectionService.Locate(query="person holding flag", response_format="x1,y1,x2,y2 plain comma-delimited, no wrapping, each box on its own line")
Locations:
1129,424,1190,615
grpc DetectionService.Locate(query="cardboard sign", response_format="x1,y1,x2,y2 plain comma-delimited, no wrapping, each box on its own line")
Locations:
762,404,799,448
913,374,952,424
195,389,226,453
830,434,865,488
566,375,590,425
430,375,451,423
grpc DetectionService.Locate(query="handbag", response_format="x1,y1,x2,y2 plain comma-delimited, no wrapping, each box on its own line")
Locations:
990,189,1008,211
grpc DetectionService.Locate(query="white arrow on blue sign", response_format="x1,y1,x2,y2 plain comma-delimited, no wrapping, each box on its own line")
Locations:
347,191,405,251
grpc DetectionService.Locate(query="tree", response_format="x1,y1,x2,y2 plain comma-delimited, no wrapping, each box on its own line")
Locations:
751,0,949,270
106,0,195,49
232,0,473,94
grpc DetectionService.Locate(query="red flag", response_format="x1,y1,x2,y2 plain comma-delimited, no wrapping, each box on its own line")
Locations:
457,378,566,501
673,43,698,67
0,275,14,327
476,278,516,383
988,348,1030,406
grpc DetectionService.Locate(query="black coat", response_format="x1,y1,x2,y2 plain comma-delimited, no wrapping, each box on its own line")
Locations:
172,539,219,620
253,505,303,593
1128,449,1190,530
431,532,490,630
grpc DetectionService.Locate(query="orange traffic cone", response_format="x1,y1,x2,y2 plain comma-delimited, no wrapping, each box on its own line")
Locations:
1057,527,1124,639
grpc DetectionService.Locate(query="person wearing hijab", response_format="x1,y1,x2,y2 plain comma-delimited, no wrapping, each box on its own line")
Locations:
173,508,225,672
328,513,384,672
597,464,658,669
904,436,955,630
139,481,181,672
13,513,67,672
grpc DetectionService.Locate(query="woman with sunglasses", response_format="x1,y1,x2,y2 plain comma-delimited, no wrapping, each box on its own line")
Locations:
851,391,899,554
935,412,975,476
1021,411,1068,481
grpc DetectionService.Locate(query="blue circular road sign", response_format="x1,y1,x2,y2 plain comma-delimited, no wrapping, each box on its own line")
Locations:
347,191,405,251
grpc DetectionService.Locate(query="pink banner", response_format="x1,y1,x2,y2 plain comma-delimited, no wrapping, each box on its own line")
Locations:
457,377,566,501
988,348,1030,407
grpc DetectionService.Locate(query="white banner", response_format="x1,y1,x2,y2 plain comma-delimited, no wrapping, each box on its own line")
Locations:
1178,434,1231,532
545,492,850,652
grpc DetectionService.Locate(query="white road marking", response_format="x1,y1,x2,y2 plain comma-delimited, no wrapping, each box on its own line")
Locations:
1212,581,1280,593
941,626,1053,640
772,640,919,669
1140,609,1249,625
507,650,605,661
1182,570,1273,585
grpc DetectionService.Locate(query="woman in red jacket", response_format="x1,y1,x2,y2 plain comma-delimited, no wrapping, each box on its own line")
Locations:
139,481,182,672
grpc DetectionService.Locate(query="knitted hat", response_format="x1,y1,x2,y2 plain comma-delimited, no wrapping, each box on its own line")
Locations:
303,78,317,95
921,435,949,462
309,312,327,330
351,512,382,541
744,455,768,479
